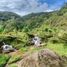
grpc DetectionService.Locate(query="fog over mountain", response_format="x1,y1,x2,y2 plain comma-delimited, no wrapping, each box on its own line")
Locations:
0,0,66,16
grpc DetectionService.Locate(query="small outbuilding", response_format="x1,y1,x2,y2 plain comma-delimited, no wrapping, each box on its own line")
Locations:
32,35,41,47
2,42,14,53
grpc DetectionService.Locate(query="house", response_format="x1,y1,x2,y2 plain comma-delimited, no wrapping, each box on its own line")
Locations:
2,42,14,53
32,35,41,47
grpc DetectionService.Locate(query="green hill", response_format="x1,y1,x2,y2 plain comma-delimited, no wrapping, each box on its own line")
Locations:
0,3,67,33
0,3,67,49
22,3,67,32
0,11,25,32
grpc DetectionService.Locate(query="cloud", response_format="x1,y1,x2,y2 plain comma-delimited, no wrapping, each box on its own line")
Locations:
0,0,48,16
0,0,65,16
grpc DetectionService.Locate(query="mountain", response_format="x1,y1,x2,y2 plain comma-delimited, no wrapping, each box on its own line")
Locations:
0,3,67,33
0,3,67,48
0,11,21,21
0,11,25,32
22,3,67,32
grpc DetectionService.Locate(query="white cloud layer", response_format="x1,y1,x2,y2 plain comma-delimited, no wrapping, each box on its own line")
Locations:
0,0,49,15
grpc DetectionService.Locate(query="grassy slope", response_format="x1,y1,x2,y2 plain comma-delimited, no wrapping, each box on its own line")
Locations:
4,43,67,67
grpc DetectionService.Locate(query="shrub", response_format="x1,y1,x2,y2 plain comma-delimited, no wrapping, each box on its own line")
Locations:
19,47,28,53
0,32,29,49
49,37,60,44
0,54,10,67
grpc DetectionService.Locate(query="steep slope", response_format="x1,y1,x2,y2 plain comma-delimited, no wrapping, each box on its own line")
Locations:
0,3,67,49
21,3,67,32
0,11,25,32
0,11,21,21
0,3,67,33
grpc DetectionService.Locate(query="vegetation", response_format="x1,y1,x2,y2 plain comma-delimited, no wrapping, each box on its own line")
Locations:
9,63,17,67
8,55,22,64
0,54,10,67
0,3,66,50
0,3,67,67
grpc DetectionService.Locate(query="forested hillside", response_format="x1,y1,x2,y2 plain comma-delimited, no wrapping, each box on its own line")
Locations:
0,3,66,47
0,3,67,33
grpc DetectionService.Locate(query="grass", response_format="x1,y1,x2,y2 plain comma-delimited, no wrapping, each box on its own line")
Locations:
46,43,67,56
0,43,67,67
19,47,29,53
0,54,10,67
19,43,67,57
8,55,22,64
8,63,17,67
22,43,67,56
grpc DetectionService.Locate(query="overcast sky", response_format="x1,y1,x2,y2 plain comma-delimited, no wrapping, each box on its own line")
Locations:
0,0,66,16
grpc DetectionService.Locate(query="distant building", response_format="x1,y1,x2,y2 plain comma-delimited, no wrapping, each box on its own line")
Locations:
2,42,14,53
32,35,41,47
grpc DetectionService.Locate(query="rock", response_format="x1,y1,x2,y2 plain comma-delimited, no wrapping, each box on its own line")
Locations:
20,49,67,67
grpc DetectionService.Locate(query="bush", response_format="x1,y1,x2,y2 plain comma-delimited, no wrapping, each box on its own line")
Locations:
49,37,60,44
0,54,10,67
0,32,29,49
19,47,28,53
